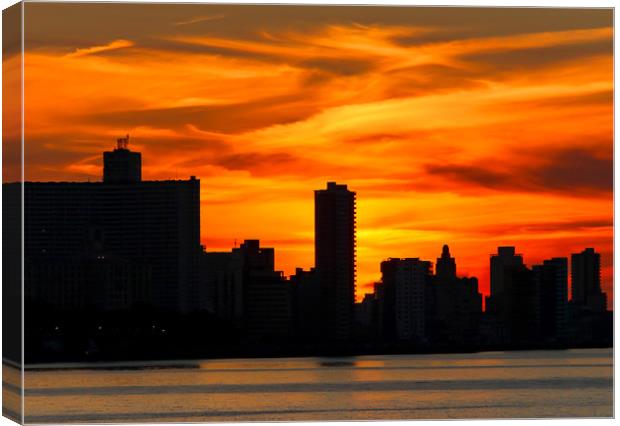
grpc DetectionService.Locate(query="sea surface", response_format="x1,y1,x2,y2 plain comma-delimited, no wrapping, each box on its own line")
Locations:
6,348,614,423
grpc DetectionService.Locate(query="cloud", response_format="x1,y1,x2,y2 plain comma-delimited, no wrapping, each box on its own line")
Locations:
301,57,377,76
460,39,613,75
83,95,323,134
536,148,613,193
467,219,613,238
20,5,614,301
172,14,225,26
424,147,612,196
64,39,134,58
425,164,513,190
212,151,295,171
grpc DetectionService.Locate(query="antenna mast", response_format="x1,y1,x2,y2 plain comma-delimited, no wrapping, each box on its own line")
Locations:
117,134,130,150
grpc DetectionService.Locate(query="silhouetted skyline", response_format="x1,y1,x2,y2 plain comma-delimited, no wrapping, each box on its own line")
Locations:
15,142,612,362
8,3,612,305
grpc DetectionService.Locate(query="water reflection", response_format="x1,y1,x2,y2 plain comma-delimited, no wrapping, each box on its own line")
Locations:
20,348,613,423
318,359,357,368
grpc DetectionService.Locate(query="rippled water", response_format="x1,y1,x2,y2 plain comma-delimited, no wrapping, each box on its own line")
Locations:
6,348,613,423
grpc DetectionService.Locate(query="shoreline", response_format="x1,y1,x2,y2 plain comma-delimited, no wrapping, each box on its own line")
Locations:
10,344,612,371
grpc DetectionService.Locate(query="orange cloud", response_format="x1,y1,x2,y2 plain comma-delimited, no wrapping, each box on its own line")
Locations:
22,5,613,305
64,39,135,58
171,14,225,26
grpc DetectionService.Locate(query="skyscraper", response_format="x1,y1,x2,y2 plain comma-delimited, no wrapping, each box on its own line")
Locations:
315,182,356,341
533,257,568,341
571,248,606,312
21,140,202,313
487,246,524,314
433,245,482,345
234,240,291,339
380,258,432,342
436,244,456,283
502,264,540,343
290,267,320,340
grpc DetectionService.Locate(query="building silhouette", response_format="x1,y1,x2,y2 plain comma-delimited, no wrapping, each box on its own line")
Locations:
436,244,456,282
203,240,292,340
571,248,606,312
103,135,141,183
380,258,432,343
21,139,202,313
315,182,356,340
9,141,613,359
234,240,291,340
533,257,568,341
487,247,524,316
432,245,482,345
354,292,381,339
502,264,540,343
290,267,320,340
202,250,243,324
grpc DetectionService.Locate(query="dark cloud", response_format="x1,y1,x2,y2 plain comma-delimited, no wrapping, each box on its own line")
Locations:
461,39,613,71
473,219,613,237
141,136,229,156
391,9,611,46
491,90,613,112
138,36,297,63
383,63,487,97
135,38,379,79
301,57,377,76
84,95,322,133
24,3,612,54
212,151,295,171
425,164,514,189
536,148,613,193
425,147,612,196
344,132,425,145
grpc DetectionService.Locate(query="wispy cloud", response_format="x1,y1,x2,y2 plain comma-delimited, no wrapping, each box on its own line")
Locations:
172,14,225,26
64,39,134,58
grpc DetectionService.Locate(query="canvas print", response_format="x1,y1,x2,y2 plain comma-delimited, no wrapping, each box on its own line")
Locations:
2,2,614,423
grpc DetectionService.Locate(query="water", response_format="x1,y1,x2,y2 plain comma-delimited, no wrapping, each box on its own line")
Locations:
8,348,614,423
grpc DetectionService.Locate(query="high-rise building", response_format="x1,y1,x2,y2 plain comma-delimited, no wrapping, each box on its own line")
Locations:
533,257,568,341
380,258,432,342
202,250,244,324
20,140,202,313
571,248,606,312
203,240,291,339
432,245,482,345
234,240,291,339
315,182,356,340
487,246,524,314
436,244,456,282
290,267,320,339
502,264,540,343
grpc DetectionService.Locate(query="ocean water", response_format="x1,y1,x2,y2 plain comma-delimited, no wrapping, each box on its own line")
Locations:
7,348,613,423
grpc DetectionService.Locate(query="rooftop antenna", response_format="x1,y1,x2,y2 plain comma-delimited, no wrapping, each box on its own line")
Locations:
117,134,130,150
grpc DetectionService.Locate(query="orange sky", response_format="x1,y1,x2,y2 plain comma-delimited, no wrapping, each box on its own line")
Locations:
15,4,613,304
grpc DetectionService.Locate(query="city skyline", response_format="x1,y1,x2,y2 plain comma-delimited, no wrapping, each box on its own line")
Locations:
17,139,610,355
19,139,610,310
8,4,613,303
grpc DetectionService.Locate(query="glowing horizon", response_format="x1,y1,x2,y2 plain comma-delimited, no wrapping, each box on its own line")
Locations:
13,4,613,304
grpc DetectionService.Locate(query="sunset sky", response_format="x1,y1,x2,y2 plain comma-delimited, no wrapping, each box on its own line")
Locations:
14,4,613,303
